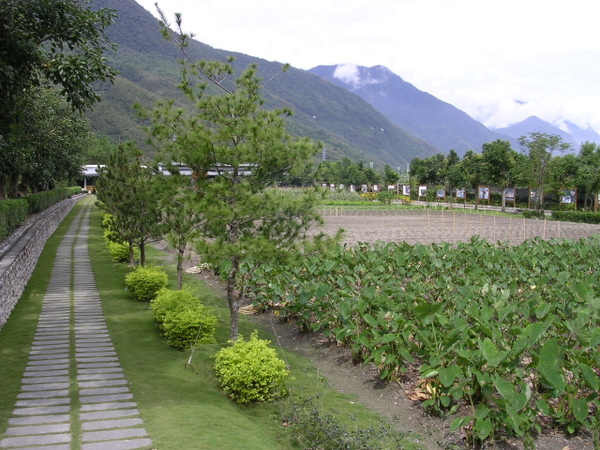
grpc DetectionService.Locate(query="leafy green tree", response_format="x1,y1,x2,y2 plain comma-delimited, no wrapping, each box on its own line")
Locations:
0,86,90,198
518,132,571,209
145,12,338,340
96,143,161,266
382,164,400,186
155,169,204,289
481,139,516,211
0,0,117,129
409,154,446,185
575,142,600,210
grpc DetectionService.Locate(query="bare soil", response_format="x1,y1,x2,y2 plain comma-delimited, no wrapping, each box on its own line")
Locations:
168,212,600,449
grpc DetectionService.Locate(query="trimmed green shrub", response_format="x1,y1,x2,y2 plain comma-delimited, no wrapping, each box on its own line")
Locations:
106,240,131,263
151,287,199,323
124,265,168,301
151,289,217,349
161,307,217,349
214,331,290,404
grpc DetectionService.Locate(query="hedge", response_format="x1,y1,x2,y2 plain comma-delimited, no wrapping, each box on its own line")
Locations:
0,199,28,241
0,187,81,242
551,210,600,224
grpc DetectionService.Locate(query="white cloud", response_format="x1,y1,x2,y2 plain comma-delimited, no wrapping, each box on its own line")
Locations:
136,0,600,133
333,64,361,87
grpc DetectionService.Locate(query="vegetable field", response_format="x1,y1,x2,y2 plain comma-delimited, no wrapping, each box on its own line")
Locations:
245,232,600,444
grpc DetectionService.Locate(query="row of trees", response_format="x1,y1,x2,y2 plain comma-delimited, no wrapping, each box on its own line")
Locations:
0,0,117,199
96,10,338,341
409,136,600,209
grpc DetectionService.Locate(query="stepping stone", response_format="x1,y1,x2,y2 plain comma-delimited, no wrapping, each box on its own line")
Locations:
21,382,70,391
80,387,130,396
81,418,143,431
12,405,70,416
28,358,70,366
76,351,117,357
79,393,133,404
78,368,123,375
80,401,138,412
29,353,69,361
16,397,70,407
80,409,139,421
4,422,70,435
77,357,119,364
30,344,69,351
17,389,69,399
77,363,121,369
9,414,70,426
0,432,71,448
78,373,125,381
78,379,128,389
81,427,147,442
22,375,69,384
24,369,68,378
26,363,69,372
81,438,152,450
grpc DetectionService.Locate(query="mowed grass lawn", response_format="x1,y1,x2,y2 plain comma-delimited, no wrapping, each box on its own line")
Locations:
1,197,421,449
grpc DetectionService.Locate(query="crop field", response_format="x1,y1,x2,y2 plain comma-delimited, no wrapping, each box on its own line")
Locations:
245,211,600,445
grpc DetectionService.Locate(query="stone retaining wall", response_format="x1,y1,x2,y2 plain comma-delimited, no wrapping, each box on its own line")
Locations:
0,195,83,328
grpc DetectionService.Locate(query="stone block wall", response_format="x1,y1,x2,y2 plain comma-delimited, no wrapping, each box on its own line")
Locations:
0,196,82,328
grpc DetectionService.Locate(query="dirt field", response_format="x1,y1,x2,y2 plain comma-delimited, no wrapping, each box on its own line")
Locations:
317,209,600,246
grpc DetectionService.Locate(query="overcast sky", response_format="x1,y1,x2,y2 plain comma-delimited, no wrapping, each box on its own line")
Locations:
135,0,600,132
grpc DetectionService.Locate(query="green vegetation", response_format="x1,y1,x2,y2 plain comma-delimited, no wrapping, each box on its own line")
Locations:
151,288,217,349
245,237,600,445
0,0,117,198
124,265,168,302
214,331,290,404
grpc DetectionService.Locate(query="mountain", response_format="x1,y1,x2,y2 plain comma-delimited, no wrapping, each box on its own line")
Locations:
557,121,600,148
87,0,438,167
307,64,516,156
491,116,600,152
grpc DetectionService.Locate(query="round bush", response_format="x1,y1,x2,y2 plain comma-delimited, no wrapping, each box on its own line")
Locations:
214,331,290,404
124,265,168,301
161,306,217,349
151,288,200,324
106,240,130,263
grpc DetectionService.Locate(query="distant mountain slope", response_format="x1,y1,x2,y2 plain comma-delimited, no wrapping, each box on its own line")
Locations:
308,64,517,156
88,0,438,166
493,117,600,151
492,116,582,151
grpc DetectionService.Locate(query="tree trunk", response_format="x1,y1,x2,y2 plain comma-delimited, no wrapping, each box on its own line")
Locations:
227,257,240,341
177,246,184,290
501,189,506,212
0,177,6,200
139,240,146,266
128,241,135,266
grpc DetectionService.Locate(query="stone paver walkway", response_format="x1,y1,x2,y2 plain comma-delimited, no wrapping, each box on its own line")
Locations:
1,201,152,450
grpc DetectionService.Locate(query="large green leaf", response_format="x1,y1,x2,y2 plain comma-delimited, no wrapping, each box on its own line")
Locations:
480,338,507,368
572,397,589,423
537,338,566,392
